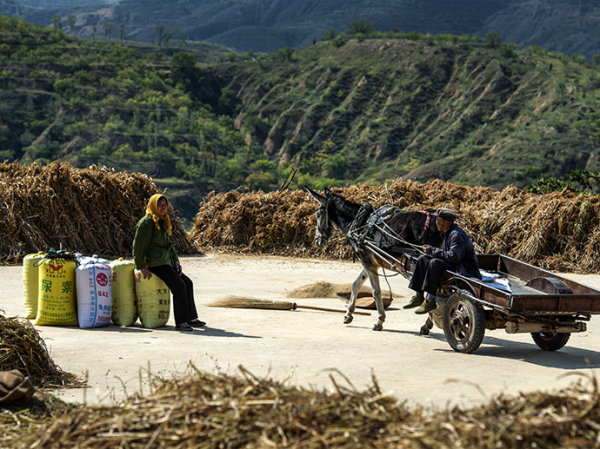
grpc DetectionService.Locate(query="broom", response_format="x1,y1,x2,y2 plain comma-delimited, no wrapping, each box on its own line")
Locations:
208,296,371,316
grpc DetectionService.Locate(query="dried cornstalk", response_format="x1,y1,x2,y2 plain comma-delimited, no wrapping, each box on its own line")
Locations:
10,366,600,449
190,180,600,273
0,162,196,264
0,314,82,387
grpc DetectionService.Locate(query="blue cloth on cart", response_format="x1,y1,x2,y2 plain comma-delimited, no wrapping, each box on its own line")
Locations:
480,269,511,292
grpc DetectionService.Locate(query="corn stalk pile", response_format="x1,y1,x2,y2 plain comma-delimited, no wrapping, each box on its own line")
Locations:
0,314,82,387
5,366,600,449
190,180,600,273
0,162,196,263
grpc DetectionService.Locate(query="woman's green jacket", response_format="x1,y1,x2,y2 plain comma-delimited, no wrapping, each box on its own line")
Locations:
132,214,179,269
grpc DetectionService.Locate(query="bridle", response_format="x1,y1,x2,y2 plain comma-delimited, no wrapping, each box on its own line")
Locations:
315,201,332,246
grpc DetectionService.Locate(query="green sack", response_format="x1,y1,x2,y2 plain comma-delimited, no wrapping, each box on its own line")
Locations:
34,257,78,326
109,259,138,327
134,269,170,329
22,252,44,319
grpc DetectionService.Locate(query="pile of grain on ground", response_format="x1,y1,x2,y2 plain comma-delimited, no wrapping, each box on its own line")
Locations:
0,314,81,388
286,281,351,298
190,181,600,273
0,162,196,264
286,281,396,299
12,367,600,449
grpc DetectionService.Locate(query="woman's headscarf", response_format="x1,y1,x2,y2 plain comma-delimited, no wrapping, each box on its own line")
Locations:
145,193,172,235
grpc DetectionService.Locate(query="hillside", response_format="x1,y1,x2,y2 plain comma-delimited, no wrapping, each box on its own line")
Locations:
2,18,600,221
221,35,600,188
0,17,258,221
483,0,600,60
3,0,600,60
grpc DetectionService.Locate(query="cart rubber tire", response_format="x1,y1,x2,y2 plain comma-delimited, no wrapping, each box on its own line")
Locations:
531,332,570,351
443,291,486,354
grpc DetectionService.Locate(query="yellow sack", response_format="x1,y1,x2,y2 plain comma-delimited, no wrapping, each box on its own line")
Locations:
34,257,78,326
22,252,44,319
134,269,170,329
110,259,137,327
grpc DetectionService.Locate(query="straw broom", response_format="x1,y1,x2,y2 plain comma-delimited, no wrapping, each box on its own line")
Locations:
208,296,371,315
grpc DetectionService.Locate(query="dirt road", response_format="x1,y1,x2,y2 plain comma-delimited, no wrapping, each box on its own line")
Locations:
3,253,600,409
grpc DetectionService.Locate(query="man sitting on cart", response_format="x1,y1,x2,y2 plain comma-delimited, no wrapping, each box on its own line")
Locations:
404,207,481,314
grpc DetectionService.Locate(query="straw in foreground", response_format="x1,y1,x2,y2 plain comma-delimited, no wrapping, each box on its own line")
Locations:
14,367,600,449
0,314,83,388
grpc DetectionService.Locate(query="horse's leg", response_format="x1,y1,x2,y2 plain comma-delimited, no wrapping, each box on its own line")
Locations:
366,268,385,331
344,269,368,324
420,317,433,335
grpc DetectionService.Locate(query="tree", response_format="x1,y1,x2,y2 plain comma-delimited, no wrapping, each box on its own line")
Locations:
90,18,98,40
321,28,338,41
67,15,76,35
119,23,125,41
170,52,201,85
156,24,166,46
52,14,62,31
163,28,178,47
103,22,113,41
347,19,375,36
274,47,294,61
484,32,502,48
177,30,187,47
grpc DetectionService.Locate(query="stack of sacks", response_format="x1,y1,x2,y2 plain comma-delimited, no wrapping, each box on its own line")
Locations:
22,251,170,329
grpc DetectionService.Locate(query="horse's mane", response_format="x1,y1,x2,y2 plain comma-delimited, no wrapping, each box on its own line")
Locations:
329,192,361,218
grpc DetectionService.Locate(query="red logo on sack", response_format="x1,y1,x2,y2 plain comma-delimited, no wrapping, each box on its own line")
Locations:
96,272,109,286
48,263,63,273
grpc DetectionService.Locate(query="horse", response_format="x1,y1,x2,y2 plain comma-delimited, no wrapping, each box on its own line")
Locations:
307,187,444,331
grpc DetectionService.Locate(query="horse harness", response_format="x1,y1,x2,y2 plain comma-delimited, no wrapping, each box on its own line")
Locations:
346,205,430,274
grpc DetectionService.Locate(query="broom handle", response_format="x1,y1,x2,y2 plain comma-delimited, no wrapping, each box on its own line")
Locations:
295,304,371,316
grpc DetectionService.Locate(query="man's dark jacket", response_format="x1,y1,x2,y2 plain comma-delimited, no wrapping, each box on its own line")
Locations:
429,223,481,279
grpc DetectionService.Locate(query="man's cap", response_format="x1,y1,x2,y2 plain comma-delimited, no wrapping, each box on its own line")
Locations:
434,207,457,222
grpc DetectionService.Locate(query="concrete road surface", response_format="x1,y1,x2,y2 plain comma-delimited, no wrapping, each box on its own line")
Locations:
3,253,600,409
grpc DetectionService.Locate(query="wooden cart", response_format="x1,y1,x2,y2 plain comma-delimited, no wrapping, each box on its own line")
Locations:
400,253,600,353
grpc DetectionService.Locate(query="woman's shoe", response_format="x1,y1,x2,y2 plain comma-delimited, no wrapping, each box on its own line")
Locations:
188,319,206,327
176,322,193,331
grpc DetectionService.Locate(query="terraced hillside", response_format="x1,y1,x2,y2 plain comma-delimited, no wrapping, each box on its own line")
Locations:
219,37,600,187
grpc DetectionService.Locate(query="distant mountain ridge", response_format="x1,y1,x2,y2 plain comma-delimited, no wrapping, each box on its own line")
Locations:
2,0,600,59
19,0,115,7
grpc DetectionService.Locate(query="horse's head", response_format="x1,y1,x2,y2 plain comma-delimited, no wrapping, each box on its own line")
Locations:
306,187,333,247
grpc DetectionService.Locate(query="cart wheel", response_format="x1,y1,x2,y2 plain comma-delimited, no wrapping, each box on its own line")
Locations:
531,332,570,351
443,291,485,353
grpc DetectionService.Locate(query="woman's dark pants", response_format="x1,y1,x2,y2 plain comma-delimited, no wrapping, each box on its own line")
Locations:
149,265,198,326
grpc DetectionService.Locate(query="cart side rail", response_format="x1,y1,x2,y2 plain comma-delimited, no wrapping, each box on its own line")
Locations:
495,254,600,295
447,268,600,314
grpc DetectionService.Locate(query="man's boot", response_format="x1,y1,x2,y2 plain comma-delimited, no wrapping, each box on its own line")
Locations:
415,295,437,314
403,292,424,309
